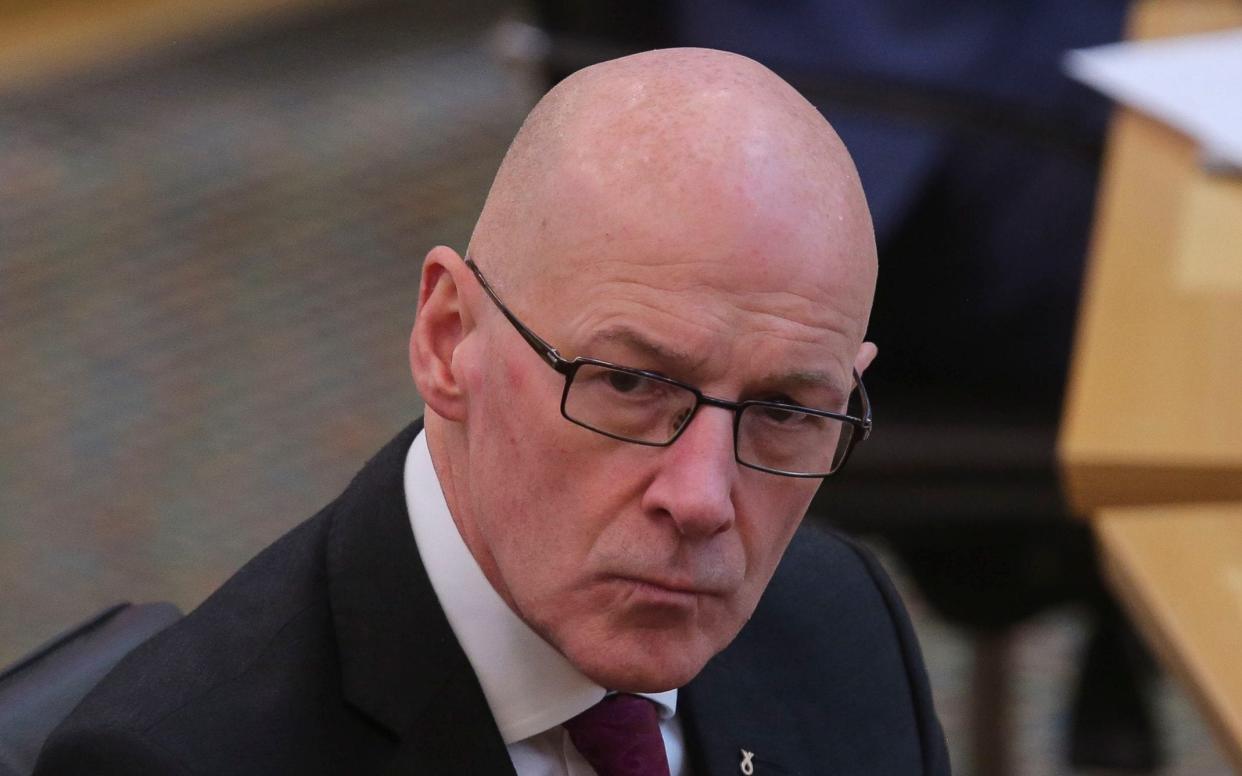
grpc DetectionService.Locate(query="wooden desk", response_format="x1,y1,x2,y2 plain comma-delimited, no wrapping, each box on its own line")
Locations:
1058,0,1242,517
1097,503,1242,772
1059,0,1242,769
0,0,350,94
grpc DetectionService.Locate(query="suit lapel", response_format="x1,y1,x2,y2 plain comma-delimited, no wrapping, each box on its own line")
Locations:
681,635,805,776
326,420,516,775
320,421,812,776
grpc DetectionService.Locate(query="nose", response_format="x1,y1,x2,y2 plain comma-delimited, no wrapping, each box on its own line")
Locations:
640,405,738,538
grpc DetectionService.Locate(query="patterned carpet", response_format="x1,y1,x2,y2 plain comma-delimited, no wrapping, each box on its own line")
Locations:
0,3,1230,773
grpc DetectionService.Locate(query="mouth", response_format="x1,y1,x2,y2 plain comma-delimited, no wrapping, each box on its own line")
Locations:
611,575,726,605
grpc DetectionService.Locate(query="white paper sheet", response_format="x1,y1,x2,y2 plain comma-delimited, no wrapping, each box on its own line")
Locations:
1065,28,1242,171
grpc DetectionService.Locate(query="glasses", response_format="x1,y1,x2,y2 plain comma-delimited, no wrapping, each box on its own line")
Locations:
465,257,872,477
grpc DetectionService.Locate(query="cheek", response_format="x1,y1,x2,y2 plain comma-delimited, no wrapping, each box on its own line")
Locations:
467,349,546,455
502,352,529,391
489,447,647,578
479,346,566,443
739,478,818,572
465,397,607,573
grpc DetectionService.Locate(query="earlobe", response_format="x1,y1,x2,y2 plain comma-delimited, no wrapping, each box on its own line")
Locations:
409,246,472,421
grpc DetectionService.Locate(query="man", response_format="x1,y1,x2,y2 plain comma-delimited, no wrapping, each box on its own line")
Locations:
36,48,949,775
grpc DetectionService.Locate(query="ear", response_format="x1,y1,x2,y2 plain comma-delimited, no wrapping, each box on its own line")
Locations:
854,341,878,376
409,246,475,421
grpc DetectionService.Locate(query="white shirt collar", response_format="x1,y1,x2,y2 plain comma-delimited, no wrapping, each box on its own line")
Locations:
404,430,677,744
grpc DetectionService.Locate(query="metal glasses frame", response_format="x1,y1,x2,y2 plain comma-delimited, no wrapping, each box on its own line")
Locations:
465,256,873,477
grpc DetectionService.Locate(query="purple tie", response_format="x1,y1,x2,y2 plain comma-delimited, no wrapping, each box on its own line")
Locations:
563,694,671,776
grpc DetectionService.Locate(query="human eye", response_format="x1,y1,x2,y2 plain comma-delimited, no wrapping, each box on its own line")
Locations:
579,366,672,403
603,369,648,395
755,393,803,416
753,401,826,430
759,404,798,424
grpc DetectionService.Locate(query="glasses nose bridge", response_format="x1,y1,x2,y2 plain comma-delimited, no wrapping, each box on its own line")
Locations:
670,391,742,446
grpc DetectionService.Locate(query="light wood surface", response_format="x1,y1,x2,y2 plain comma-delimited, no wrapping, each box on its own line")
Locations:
1177,174,1242,292
1062,0,1242,767
0,0,349,94
1096,503,1242,773
1058,0,1242,516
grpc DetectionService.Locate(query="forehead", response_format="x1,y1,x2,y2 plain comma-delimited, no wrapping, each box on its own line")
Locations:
494,76,875,391
515,245,866,403
524,167,867,340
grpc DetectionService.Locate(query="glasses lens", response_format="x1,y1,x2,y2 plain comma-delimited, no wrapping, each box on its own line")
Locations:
736,403,854,476
563,364,697,444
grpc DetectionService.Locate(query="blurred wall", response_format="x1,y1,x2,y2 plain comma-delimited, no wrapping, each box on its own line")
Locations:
0,0,532,665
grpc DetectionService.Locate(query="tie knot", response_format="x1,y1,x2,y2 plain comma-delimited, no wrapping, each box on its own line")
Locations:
563,694,671,776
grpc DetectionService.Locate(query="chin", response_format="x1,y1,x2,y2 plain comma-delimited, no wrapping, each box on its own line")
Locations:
580,657,707,694
529,584,751,692
564,631,723,693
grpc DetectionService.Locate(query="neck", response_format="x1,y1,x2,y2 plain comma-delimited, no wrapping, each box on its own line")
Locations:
423,411,518,614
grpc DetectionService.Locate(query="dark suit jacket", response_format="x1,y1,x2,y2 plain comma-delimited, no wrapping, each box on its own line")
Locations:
35,420,950,775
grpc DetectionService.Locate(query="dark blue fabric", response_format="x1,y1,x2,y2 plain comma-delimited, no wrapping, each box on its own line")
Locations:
675,1,1123,124
675,1,1127,398
36,421,948,775
0,604,181,776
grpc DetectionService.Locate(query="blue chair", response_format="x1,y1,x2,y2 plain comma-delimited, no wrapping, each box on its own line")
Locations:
0,602,182,776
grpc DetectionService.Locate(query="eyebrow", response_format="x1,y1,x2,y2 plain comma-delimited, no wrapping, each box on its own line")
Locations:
581,325,850,403
756,369,850,404
581,326,705,372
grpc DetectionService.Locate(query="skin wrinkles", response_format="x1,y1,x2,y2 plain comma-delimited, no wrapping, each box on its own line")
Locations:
525,250,869,339
558,282,859,389
566,304,854,402
580,326,708,374
462,282,811,685
580,274,861,335
409,48,878,692
576,324,851,406
553,269,862,345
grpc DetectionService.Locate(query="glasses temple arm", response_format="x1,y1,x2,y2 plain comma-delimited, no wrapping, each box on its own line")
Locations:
852,368,873,439
466,257,568,371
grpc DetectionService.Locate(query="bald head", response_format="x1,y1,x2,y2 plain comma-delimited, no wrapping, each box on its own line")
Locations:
412,48,881,693
469,48,876,314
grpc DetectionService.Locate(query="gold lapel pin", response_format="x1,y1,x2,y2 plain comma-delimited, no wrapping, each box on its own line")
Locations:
739,749,755,775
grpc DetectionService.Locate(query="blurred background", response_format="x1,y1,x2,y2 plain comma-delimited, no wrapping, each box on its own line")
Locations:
0,0,1234,773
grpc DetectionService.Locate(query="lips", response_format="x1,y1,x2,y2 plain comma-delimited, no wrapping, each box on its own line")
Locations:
614,575,728,599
